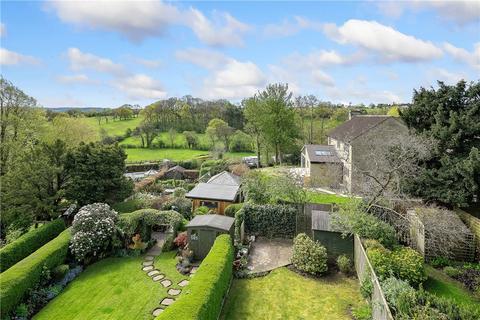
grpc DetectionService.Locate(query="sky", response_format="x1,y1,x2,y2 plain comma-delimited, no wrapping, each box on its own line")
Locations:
0,0,479,108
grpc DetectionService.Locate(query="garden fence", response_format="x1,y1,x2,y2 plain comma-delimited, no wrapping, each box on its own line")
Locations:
354,235,394,320
296,203,333,236
456,209,480,261
368,205,411,244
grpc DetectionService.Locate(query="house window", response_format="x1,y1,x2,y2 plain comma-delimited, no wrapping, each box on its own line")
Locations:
315,150,332,156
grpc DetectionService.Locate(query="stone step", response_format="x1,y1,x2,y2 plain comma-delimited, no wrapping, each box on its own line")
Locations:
145,256,154,261
147,270,161,277
178,279,189,287
142,261,153,267
160,298,175,306
167,288,181,296
152,274,165,281
160,279,172,287
152,308,164,316
142,266,154,272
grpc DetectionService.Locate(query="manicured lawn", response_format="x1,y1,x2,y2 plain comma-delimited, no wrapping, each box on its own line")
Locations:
424,266,480,308
307,191,352,205
221,268,367,320
34,251,187,320
84,116,144,137
124,148,254,162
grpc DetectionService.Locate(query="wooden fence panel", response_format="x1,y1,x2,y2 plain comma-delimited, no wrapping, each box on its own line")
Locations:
354,235,394,320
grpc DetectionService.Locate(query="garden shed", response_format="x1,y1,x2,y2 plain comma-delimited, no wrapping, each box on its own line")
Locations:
186,214,234,260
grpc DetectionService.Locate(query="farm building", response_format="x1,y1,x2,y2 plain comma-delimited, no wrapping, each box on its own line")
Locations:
186,214,235,260
186,171,242,215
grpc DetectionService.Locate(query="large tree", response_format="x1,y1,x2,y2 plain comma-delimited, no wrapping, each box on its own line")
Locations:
400,80,480,207
243,96,264,167
64,142,133,206
206,118,234,151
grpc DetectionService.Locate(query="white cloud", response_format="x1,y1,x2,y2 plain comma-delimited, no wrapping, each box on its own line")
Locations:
57,74,96,84
175,48,230,69
0,48,40,65
134,58,162,68
326,86,403,105
284,49,358,69
263,16,323,37
67,48,125,76
428,68,468,85
324,19,442,62
0,23,5,37
114,74,167,100
377,1,480,26
311,70,335,87
443,42,480,70
47,0,249,46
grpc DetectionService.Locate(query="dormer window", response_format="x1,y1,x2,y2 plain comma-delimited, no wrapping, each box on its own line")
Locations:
315,150,332,156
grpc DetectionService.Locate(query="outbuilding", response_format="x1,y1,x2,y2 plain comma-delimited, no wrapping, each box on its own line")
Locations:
186,214,235,260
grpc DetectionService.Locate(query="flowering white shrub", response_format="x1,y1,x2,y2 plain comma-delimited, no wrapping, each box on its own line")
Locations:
70,203,118,262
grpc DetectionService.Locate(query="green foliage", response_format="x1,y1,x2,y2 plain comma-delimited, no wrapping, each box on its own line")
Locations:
337,254,352,274
429,256,453,269
199,159,229,177
331,199,397,248
381,277,417,316
118,209,184,241
162,196,192,219
0,219,66,272
52,264,70,281
162,233,175,252
292,234,328,275
0,229,71,318
443,266,461,278
234,208,245,242
352,305,372,320
206,118,234,150
194,206,209,215
64,142,134,206
360,271,373,300
243,203,297,238
367,244,426,287
229,130,253,152
156,235,234,320
224,203,244,217
401,80,480,207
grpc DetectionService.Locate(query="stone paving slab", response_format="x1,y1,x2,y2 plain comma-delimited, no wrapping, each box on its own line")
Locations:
190,266,198,274
142,261,153,266
152,308,163,316
167,288,181,296
246,237,293,274
148,270,160,277
145,256,154,261
161,279,172,287
178,280,189,287
142,266,154,271
153,274,165,281
160,298,175,306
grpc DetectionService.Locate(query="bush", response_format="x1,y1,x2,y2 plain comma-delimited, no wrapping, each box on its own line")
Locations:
52,264,70,281
228,130,253,152
429,256,452,269
234,209,244,243
162,233,175,252
156,235,234,320
360,272,373,299
243,203,297,238
391,247,426,287
174,232,188,249
199,159,229,177
0,229,71,318
337,255,352,274
162,197,192,219
381,277,417,316
0,219,66,272
194,206,209,216
70,203,118,263
224,203,243,217
443,266,461,278
292,233,328,275
173,187,187,198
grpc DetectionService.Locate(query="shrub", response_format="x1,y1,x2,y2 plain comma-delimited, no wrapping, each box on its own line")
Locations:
174,232,188,249
234,208,244,242
118,209,184,240
0,229,71,318
162,233,175,252
199,159,229,177
70,203,118,262
367,245,393,279
52,264,70,281
162,196,192,219
363,239,385,250
156,235,234,320
443,266,461,278
0,219,66,272
224,203,244,217
243,203,297,238
229,130,253,152
391,247,426,287
381,277,417,316
194,206,209,215
173,187,187,198
337,255,352,274
360,272,373,299
429,256,452,269
292,233,328,275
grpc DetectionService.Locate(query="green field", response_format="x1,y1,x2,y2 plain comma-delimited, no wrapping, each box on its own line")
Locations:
221,267,367,320
124,148,254,162
120,132,212,149
34,251,187,320
307,191,353,205
83,116,144,137
424,266,480,308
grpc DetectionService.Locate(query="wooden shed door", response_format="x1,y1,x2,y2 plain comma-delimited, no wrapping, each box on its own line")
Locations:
198,229,217,259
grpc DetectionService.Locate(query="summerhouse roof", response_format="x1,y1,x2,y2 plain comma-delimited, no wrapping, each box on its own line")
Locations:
207,171,241,186
186,214,234,231
185,183,240,201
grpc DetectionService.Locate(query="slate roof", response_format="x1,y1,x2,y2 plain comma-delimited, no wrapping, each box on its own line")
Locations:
185,183,240,201
187,214,234,231
303,145,340,163
207,171,241,186
328,115,397,143
166,165,186,173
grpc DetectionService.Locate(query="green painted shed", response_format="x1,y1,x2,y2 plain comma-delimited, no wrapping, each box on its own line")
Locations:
186,214,235,260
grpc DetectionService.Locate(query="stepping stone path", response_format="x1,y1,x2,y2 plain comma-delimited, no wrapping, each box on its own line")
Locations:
190,266,198,274
142,231,181,317
160,298,175,306
167,288,181,296
178,280,189,287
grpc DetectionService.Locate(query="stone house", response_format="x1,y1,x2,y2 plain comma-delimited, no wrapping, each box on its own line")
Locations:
301,113,409,193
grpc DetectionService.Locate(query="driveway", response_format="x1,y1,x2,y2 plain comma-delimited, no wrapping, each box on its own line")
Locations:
247,237,293,274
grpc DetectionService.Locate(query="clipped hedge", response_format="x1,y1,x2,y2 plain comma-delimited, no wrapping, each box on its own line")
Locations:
0,229,71,318
118,209,184,241
224,203,244,217
0,219,66,272
243,203,297,238
156,234,234,320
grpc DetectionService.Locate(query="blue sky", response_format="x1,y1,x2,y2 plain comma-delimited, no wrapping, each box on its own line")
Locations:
1,0,479,107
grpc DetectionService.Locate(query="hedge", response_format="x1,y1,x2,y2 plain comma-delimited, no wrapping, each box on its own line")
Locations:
0,219,66,272
118,209,184,241
224,203,244,217
0,229,71,318
156,234,234,320
243,203,297,238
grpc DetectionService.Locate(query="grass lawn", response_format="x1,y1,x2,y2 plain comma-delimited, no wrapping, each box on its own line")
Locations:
306,191,352,205
34,251,187,320
124,148,254,162
221,268,367,320
84,116,144,137
424,266,480,309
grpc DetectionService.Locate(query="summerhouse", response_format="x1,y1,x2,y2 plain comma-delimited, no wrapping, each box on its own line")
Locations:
186,214,235,260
